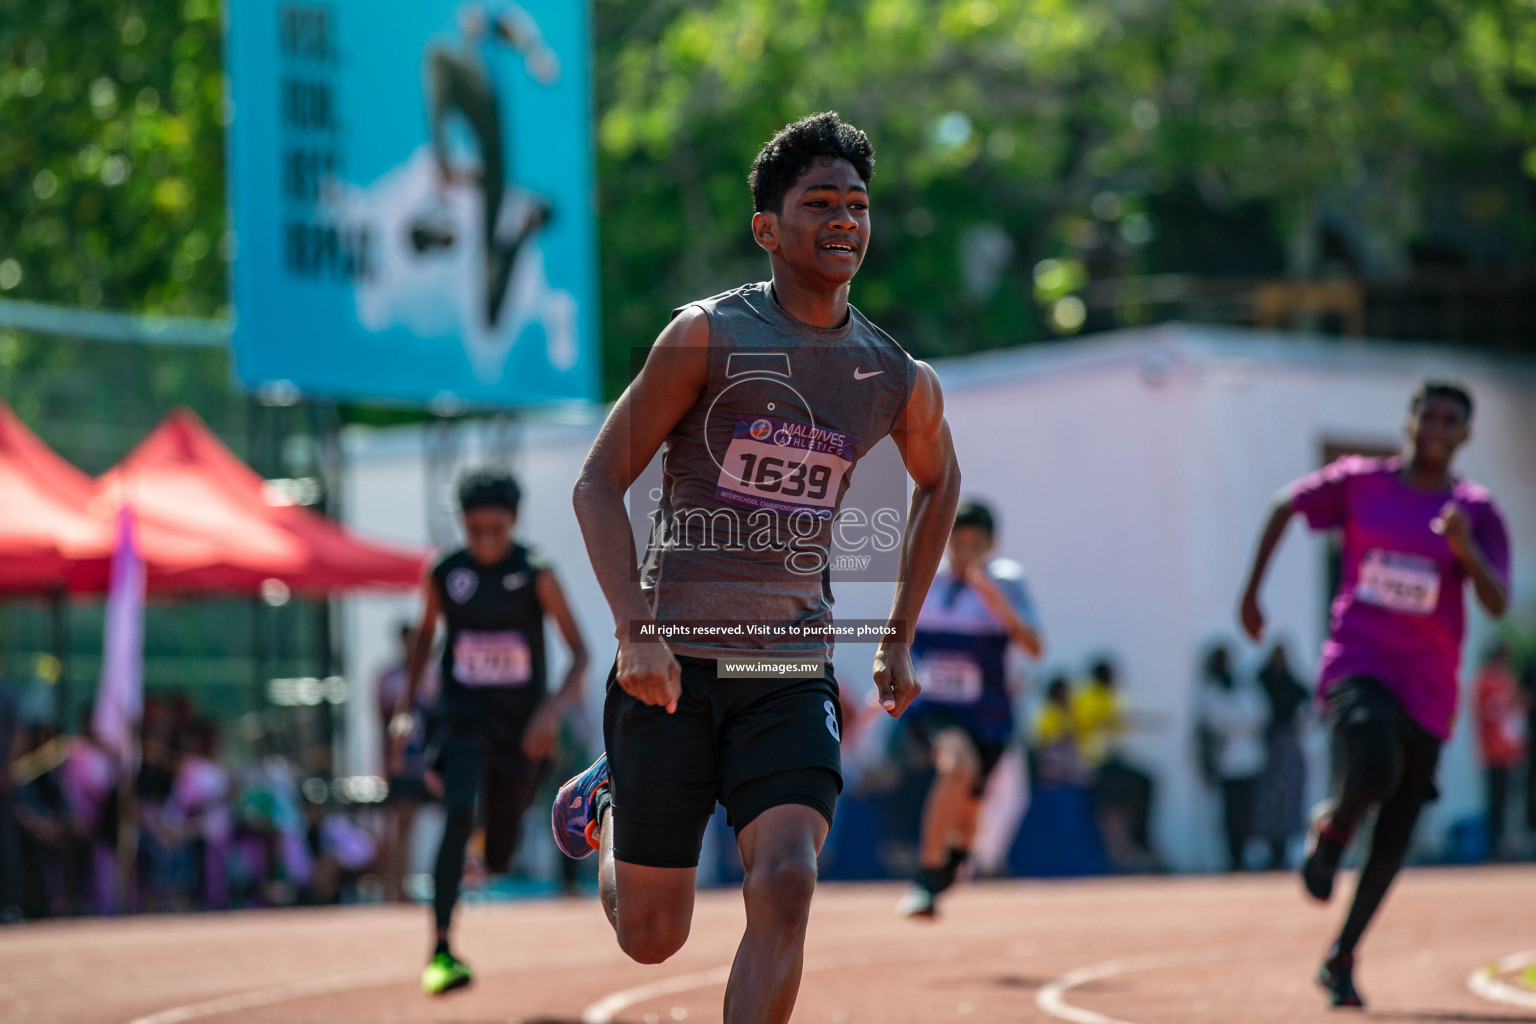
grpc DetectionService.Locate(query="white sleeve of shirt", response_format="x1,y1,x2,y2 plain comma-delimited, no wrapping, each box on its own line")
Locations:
1201,685,1243,738
989,558,1040,630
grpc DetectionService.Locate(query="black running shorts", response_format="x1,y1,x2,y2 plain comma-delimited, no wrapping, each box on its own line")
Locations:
1325,675,1442,806
905,706,1010,798
602,654,844,869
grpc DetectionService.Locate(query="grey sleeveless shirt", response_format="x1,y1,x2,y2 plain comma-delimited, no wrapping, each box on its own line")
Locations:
638,281,918,659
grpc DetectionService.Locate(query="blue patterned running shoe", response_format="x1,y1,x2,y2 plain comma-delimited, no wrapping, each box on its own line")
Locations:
552,752,608,859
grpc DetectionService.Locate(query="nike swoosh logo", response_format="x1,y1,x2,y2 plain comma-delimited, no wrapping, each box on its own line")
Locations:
853,368,883,380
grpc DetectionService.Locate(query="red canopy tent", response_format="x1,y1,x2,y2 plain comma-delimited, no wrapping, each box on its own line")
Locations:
2,404,422,796
0,401,424,596
0,401,104,591
98,409,426,594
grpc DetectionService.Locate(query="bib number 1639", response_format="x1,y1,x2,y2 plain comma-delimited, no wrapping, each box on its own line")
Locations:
733,453,832,500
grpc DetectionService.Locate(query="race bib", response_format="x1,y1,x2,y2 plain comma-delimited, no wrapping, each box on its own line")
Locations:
714,415,858,519
452,630,531,686
1356,549,1441,615
919,654,984,704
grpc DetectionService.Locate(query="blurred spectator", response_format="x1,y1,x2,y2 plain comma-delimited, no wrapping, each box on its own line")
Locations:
1074,659,1124,768
1253,644,1310,868
168,694,195,745
1032,676,1091,788
0,658,21,923
4,684,417,919
172,720,233,908
14,724,73,917
1078,660,1158,871
62,730,118,914
1523,655,1536,850
1473,645,1527,860
232,755,311,907
302,800,378,905
1197,645,1270,871
376,622,437,901
135,695,182,911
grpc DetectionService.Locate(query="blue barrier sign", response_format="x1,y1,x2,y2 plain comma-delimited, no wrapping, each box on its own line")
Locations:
226,0,597,406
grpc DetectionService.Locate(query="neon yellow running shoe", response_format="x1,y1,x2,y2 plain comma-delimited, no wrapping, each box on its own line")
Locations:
422,951,473,995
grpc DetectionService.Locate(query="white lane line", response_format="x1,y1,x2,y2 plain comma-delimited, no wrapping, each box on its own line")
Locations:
124,969,403,1024
581,949,902,1024
117,937,624,1024
1467,949,1536,1010
586,941,1536,1024
586,947,1192,1024
581,965,734,1024
1035,952,1188,1024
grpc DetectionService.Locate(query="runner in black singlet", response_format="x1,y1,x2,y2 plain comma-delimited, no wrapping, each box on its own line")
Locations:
391,469,588,996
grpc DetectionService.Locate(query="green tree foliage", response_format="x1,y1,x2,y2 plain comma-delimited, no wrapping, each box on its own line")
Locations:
3,0,1534,405
593,0,1536,377
1,0,236,447
1,0,227,316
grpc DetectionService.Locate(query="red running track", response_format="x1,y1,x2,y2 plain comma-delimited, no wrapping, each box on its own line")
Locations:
3,866,1535,1024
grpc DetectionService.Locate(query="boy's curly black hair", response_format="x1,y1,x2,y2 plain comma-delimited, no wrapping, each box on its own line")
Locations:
1410,379,1473,421
457,468,521,514
953,499,997,538
749,112,874,214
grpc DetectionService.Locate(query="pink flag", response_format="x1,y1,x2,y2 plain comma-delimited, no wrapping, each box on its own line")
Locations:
92,506,145,765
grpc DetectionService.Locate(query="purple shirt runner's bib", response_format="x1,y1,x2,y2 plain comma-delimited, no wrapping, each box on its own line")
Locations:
1290,455,1511,739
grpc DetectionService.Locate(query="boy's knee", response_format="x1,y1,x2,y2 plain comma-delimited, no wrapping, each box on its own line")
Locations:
933,729,981,781
742,853,818,925
616,912,691,964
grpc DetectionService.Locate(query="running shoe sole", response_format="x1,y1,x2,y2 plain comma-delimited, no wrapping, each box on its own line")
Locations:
898,885,938,920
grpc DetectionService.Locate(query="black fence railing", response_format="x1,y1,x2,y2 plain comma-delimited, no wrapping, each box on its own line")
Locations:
1080,273,1536,351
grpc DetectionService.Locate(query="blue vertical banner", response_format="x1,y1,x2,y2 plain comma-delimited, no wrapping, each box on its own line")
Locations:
225,0,597,406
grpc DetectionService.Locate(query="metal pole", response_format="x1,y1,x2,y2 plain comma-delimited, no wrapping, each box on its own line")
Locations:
250,597,265,713
247,396,266,715
50,588,69,730
314,399,343,775
114,743,139,913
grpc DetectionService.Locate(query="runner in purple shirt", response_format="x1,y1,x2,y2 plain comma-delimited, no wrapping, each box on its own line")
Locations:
1238,381,1510,1009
